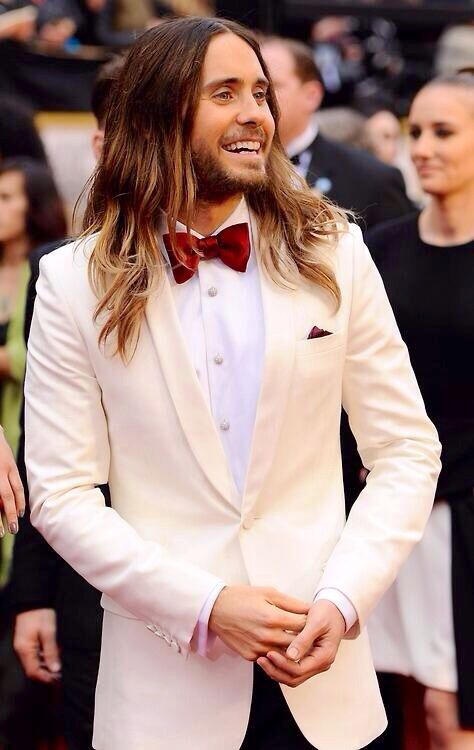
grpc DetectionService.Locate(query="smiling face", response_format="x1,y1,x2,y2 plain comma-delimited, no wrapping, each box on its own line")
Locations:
191,32,275,202
409,84,474,198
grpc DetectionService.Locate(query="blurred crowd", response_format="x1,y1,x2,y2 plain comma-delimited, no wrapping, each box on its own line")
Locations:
0,4,473,750
0,0,213,49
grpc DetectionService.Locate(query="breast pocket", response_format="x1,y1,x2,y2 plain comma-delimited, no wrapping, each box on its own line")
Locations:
294,330,345,379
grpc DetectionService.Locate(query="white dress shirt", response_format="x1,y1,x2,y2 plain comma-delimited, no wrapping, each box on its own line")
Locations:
158,198,357,654
286,116,319,180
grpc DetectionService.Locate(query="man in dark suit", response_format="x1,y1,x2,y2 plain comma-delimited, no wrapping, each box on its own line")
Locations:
10,57,123,750
261,36,414,233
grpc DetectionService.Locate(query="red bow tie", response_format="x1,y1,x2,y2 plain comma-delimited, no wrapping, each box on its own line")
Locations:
163,222,250,284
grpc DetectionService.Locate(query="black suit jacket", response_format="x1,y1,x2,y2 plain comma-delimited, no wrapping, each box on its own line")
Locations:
306,133,414,233
11,240,104,651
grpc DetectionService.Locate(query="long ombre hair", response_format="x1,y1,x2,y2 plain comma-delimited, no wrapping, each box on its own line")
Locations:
83,17,347,359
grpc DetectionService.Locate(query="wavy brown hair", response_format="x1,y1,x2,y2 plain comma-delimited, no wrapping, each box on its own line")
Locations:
82,16,347,359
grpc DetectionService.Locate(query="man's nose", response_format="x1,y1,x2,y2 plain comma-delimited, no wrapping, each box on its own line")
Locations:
235,92,266,126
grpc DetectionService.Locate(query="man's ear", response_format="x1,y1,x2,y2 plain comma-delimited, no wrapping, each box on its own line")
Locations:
91,129,104,161
302,80,324,114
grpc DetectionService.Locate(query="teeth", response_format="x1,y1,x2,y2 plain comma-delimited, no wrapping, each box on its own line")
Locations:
223,141,261,152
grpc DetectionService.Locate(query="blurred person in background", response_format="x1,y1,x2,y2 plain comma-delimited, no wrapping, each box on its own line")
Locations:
310,16,365,108
315,106,369,150
0,157,66,466
0,156,66,750
35,0,214,50
367,71,474,750
11,57,122,750
356,92,425,204
364,108,401,165
0,96,47,164
35,0,138,50
362,106,426,207
260,36,414,233
435,22,474,77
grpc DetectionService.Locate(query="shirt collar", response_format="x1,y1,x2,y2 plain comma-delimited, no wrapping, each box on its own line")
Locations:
158,195,249,240
286,116,319,159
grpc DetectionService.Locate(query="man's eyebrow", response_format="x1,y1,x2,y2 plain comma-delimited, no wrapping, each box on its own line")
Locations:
202,76,269,91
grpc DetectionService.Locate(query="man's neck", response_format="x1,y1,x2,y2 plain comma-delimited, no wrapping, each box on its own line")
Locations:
179,194,243,236
284,117,319,158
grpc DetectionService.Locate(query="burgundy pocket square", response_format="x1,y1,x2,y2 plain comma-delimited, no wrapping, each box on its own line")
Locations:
308,325,333,339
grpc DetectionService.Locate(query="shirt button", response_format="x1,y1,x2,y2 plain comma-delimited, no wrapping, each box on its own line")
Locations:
241,518,252,530
220,419,230,431
208,286,218,297
214,354,224,365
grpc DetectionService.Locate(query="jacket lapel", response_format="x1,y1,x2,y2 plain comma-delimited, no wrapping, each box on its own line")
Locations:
145,275,239,512
241,217,296,517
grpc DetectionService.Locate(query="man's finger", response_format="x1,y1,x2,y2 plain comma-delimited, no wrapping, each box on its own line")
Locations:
286,619,324,661
260,629,297,651
266,649,305,677
267,645,336,680
257,657,301,687
268,609,307,634
268,590,310,615
9,469,25,518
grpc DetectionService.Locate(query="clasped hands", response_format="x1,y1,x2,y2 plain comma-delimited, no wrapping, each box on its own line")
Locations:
208,585,346,688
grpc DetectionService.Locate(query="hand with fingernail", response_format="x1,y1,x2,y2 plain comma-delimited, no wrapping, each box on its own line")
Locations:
0,426,25,538
209,585,310,662
14,609,62,684
257,599,346,688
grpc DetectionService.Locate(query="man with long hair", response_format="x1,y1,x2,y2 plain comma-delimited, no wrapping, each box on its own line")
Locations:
24,17,440,750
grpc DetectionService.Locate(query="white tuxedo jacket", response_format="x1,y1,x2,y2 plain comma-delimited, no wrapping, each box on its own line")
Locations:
25,221,441,750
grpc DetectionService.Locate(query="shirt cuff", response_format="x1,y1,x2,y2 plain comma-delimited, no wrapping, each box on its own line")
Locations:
191,580,226,657
314,587,358,633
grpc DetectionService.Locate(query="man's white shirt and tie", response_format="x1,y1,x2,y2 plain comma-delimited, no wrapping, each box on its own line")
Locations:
160,197,358,654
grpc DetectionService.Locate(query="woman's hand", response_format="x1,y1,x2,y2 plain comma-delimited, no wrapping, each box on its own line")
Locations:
0,427,25,536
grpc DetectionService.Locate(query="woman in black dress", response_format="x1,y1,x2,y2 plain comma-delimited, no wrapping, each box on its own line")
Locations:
367,72,474,750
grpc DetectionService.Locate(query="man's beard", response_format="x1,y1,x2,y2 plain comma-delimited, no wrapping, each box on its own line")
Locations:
192,141,268,203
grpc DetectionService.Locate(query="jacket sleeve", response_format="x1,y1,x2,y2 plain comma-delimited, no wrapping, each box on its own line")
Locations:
11,247,62,614
318,225,441,636
25,253,222,656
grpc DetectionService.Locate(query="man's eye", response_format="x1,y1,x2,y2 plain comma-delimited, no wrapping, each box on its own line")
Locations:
254,90,268,103
215,91,232,101
409,127,421,140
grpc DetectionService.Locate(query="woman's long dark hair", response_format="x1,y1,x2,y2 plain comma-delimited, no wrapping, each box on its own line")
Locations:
0,158,67,247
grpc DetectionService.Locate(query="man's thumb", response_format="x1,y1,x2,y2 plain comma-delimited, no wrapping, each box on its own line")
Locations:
286,625,316,661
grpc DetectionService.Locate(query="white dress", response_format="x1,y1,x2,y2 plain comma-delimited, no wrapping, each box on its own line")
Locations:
368,501,457,692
